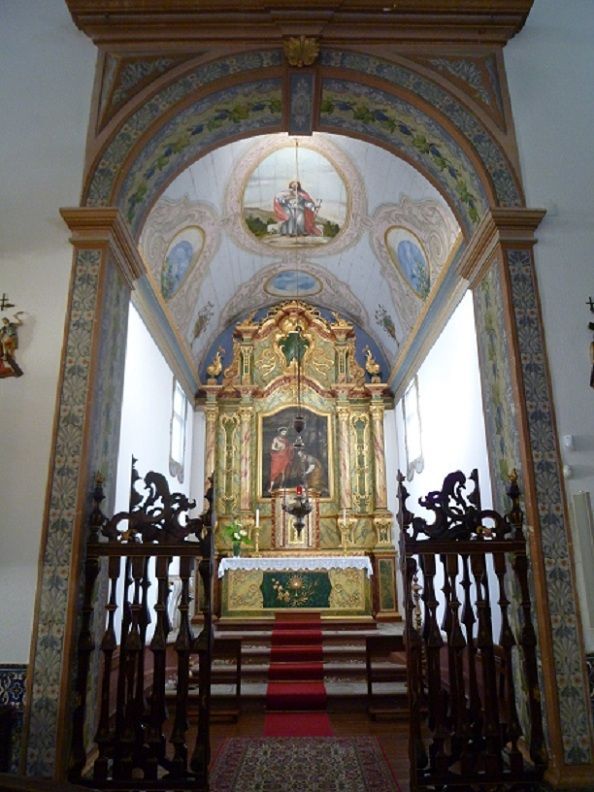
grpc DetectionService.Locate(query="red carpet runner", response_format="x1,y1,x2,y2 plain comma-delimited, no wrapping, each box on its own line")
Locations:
263,614,333,736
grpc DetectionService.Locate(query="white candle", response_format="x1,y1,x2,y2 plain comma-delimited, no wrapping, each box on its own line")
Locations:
342,509,346,521
255,508,260,528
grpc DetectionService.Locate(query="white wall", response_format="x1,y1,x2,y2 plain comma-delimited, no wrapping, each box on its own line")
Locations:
505,0,594,651
115,305,194,511
392,292,495,631
114,305,198,637
0,1,96,663
394,292,492,517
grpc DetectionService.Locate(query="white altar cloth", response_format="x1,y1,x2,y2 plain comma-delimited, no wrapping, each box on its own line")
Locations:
218,555,373,579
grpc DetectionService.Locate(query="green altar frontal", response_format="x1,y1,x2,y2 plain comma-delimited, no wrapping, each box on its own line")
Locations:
218,556,373,618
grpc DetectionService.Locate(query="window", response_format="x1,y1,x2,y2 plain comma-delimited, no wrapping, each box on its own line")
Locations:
403,375,423,480
170,378,188,483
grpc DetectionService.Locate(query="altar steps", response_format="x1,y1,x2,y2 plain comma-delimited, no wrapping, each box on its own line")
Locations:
189,618,408,718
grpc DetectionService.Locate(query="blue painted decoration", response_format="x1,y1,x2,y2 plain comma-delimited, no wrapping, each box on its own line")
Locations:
265,270,321,297
161,227,203,299
386,227,430,299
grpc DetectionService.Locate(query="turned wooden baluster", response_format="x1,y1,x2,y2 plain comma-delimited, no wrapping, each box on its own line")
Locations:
493,549,523,774
471,553,502,775
115,555,145,779
93,555,121,779
421,553,448,773
440,552,453,724
403,553,428,774
191,555,213,784
133,555,151,773
506,472,547,770
170,556,195,778
445,552,470,772
145,554,172,779
460,551,482,752
114,556,133,774
69,552,100,778
512,551,548,769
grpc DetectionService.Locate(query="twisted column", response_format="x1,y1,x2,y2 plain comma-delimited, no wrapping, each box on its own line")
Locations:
370,401,387,510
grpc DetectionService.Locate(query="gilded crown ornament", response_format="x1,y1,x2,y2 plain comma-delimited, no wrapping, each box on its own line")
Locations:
283,36,320,67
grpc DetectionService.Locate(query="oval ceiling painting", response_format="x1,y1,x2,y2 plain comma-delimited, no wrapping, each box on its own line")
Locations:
161,226,204,299
386,227,430,300
264,270,322,297
243,144,348,249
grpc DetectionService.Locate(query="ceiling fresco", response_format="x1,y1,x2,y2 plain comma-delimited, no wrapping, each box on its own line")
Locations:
139,131,461,386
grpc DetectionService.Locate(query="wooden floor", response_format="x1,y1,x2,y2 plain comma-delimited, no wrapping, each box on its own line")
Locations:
210,710,411,790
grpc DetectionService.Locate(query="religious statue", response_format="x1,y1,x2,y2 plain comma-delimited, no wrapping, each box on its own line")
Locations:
0,311,24,378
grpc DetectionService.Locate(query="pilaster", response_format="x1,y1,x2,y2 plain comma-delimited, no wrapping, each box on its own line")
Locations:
24,207,141,778
462,207,594,784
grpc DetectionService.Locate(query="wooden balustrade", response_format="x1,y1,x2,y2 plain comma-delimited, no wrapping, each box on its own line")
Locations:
398,469,547,790
68,463,214,791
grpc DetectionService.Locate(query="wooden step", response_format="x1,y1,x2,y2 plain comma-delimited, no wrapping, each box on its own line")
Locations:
168,619,408,717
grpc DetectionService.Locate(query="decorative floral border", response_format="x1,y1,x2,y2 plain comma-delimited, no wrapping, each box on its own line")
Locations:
86,50,284,210
472,259,522,513
0,664,26,773
319,50,521,208
25,250,131,775
321,78,486,233
506,248,592,763
86,49,520,240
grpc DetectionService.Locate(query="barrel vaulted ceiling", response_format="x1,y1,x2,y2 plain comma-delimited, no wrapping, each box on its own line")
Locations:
139,132,461,384
67,0,532,393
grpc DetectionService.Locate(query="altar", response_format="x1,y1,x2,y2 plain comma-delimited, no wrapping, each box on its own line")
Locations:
218,555,374,617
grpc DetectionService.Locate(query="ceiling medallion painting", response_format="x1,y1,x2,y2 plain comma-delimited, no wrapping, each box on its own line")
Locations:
385,228,430,300
264,270,322,297
226,135,365,259
139,196,220,346
370,197,461,341
161,226,204,299
242,143,347,248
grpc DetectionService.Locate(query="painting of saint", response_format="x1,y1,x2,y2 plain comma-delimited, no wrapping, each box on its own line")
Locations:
243,145,347,248
261,407,331,497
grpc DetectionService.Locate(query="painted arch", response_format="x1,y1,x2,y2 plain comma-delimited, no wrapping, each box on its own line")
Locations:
83,48,523,240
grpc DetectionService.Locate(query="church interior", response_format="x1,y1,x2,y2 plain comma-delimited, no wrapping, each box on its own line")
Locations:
1,0,594,789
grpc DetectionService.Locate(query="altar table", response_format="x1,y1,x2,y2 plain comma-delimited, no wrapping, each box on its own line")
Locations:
218,555,373,617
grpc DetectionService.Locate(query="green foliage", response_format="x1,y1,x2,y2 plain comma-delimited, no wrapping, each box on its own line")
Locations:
245,215,273,237
322,220,340,238
223,520,252,545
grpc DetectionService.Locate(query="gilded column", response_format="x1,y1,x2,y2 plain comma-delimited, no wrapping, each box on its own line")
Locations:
336,402,352,509
203,385,220,484
239,399,254,511
368,386,387,510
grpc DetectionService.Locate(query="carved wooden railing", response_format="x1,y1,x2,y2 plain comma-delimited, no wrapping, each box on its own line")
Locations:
69,461,214,791
398,469,547,790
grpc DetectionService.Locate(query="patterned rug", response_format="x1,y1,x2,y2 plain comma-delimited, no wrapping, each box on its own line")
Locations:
209,736,401,791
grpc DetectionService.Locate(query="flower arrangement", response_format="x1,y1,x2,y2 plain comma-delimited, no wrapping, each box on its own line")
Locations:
223,520,251,556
